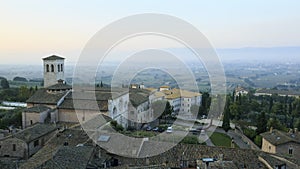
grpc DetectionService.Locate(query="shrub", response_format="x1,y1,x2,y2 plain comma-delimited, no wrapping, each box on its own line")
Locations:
181,135,199,144
254,135,262,147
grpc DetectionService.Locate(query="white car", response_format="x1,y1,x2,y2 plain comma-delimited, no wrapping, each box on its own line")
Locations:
166,126,173,133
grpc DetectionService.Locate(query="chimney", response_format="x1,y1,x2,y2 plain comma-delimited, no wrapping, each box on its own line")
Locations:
270,127,273,133
57,79,64,84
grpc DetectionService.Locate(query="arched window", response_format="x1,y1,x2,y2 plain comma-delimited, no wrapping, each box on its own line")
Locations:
51,64,54,72
46,64,49,72
61,64,63,72
57,65,60,72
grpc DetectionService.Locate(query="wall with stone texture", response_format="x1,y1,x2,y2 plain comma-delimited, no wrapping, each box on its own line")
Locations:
0,137,27,158
277,142,300,159
27,130,57,157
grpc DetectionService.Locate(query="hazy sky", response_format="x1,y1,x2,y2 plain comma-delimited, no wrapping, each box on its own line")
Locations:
1,0,300,64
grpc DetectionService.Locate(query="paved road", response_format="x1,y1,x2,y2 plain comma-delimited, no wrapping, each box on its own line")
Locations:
202,134,214,146
215,128,251,149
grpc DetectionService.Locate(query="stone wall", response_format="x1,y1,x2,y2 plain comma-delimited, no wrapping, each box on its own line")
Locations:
0,137,27,158
27,130,57,157
22,111,49,129
276,142,300,159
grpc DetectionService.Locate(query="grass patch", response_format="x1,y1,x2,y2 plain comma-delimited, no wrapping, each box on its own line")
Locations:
124,131,157,138
210,132,233,148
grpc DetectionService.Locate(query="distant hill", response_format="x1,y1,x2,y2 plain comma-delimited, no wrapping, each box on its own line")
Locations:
217,46,300,63
13,76,28,82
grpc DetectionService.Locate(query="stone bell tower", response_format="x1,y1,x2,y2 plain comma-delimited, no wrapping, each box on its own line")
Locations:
43,55,65,88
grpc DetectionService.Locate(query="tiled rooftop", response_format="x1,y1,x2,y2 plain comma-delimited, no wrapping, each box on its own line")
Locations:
26,88,68,104
13,123,57,143
260,129,300,145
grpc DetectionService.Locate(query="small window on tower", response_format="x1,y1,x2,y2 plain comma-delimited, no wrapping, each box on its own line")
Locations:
61,64,63,72
46,64,49,72
58,65,60,72
51,64,54,72
289,147,293,155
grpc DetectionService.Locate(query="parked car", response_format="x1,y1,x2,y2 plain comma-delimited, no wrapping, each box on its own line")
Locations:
152,127,159,132
189,128,200,135
152,126,164,132
166,126,173,133
146,126,152,131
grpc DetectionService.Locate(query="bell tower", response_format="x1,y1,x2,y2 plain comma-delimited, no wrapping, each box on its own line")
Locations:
43,55,65,88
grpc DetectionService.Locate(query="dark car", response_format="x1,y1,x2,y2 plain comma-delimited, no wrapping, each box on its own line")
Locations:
152,126,164,132
189,128,200,135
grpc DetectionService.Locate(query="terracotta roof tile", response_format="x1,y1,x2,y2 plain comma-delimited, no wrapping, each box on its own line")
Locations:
260,129,300,145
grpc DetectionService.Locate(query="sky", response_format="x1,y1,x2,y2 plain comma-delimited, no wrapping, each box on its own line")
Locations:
1,0,300,64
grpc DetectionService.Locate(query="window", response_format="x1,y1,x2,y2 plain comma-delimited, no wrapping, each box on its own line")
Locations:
51,64,54,72
289,147,293,155
13,144,16,151
30,120,33,125
46,64,49,72
58,65,60,72
61,64,63,72
34,140,39,147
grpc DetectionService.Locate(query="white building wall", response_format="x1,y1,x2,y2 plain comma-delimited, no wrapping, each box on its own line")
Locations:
108,93,129,128
44,59,65,88
168,98,181,113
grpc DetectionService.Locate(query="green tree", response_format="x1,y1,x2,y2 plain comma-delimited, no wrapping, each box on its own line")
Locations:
163,101,173,123
256,111,267,134
222,98,231,132
296,119,300,129
190,105,200,118
269,96,273,113
152,100,166,121
18,86,31,102
230,102,240,120
291,98,300,127
199,92,211,115
151,100,173,124
0,78,10,89
254,135,262,147
267,117,285,131
181,135,199,144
